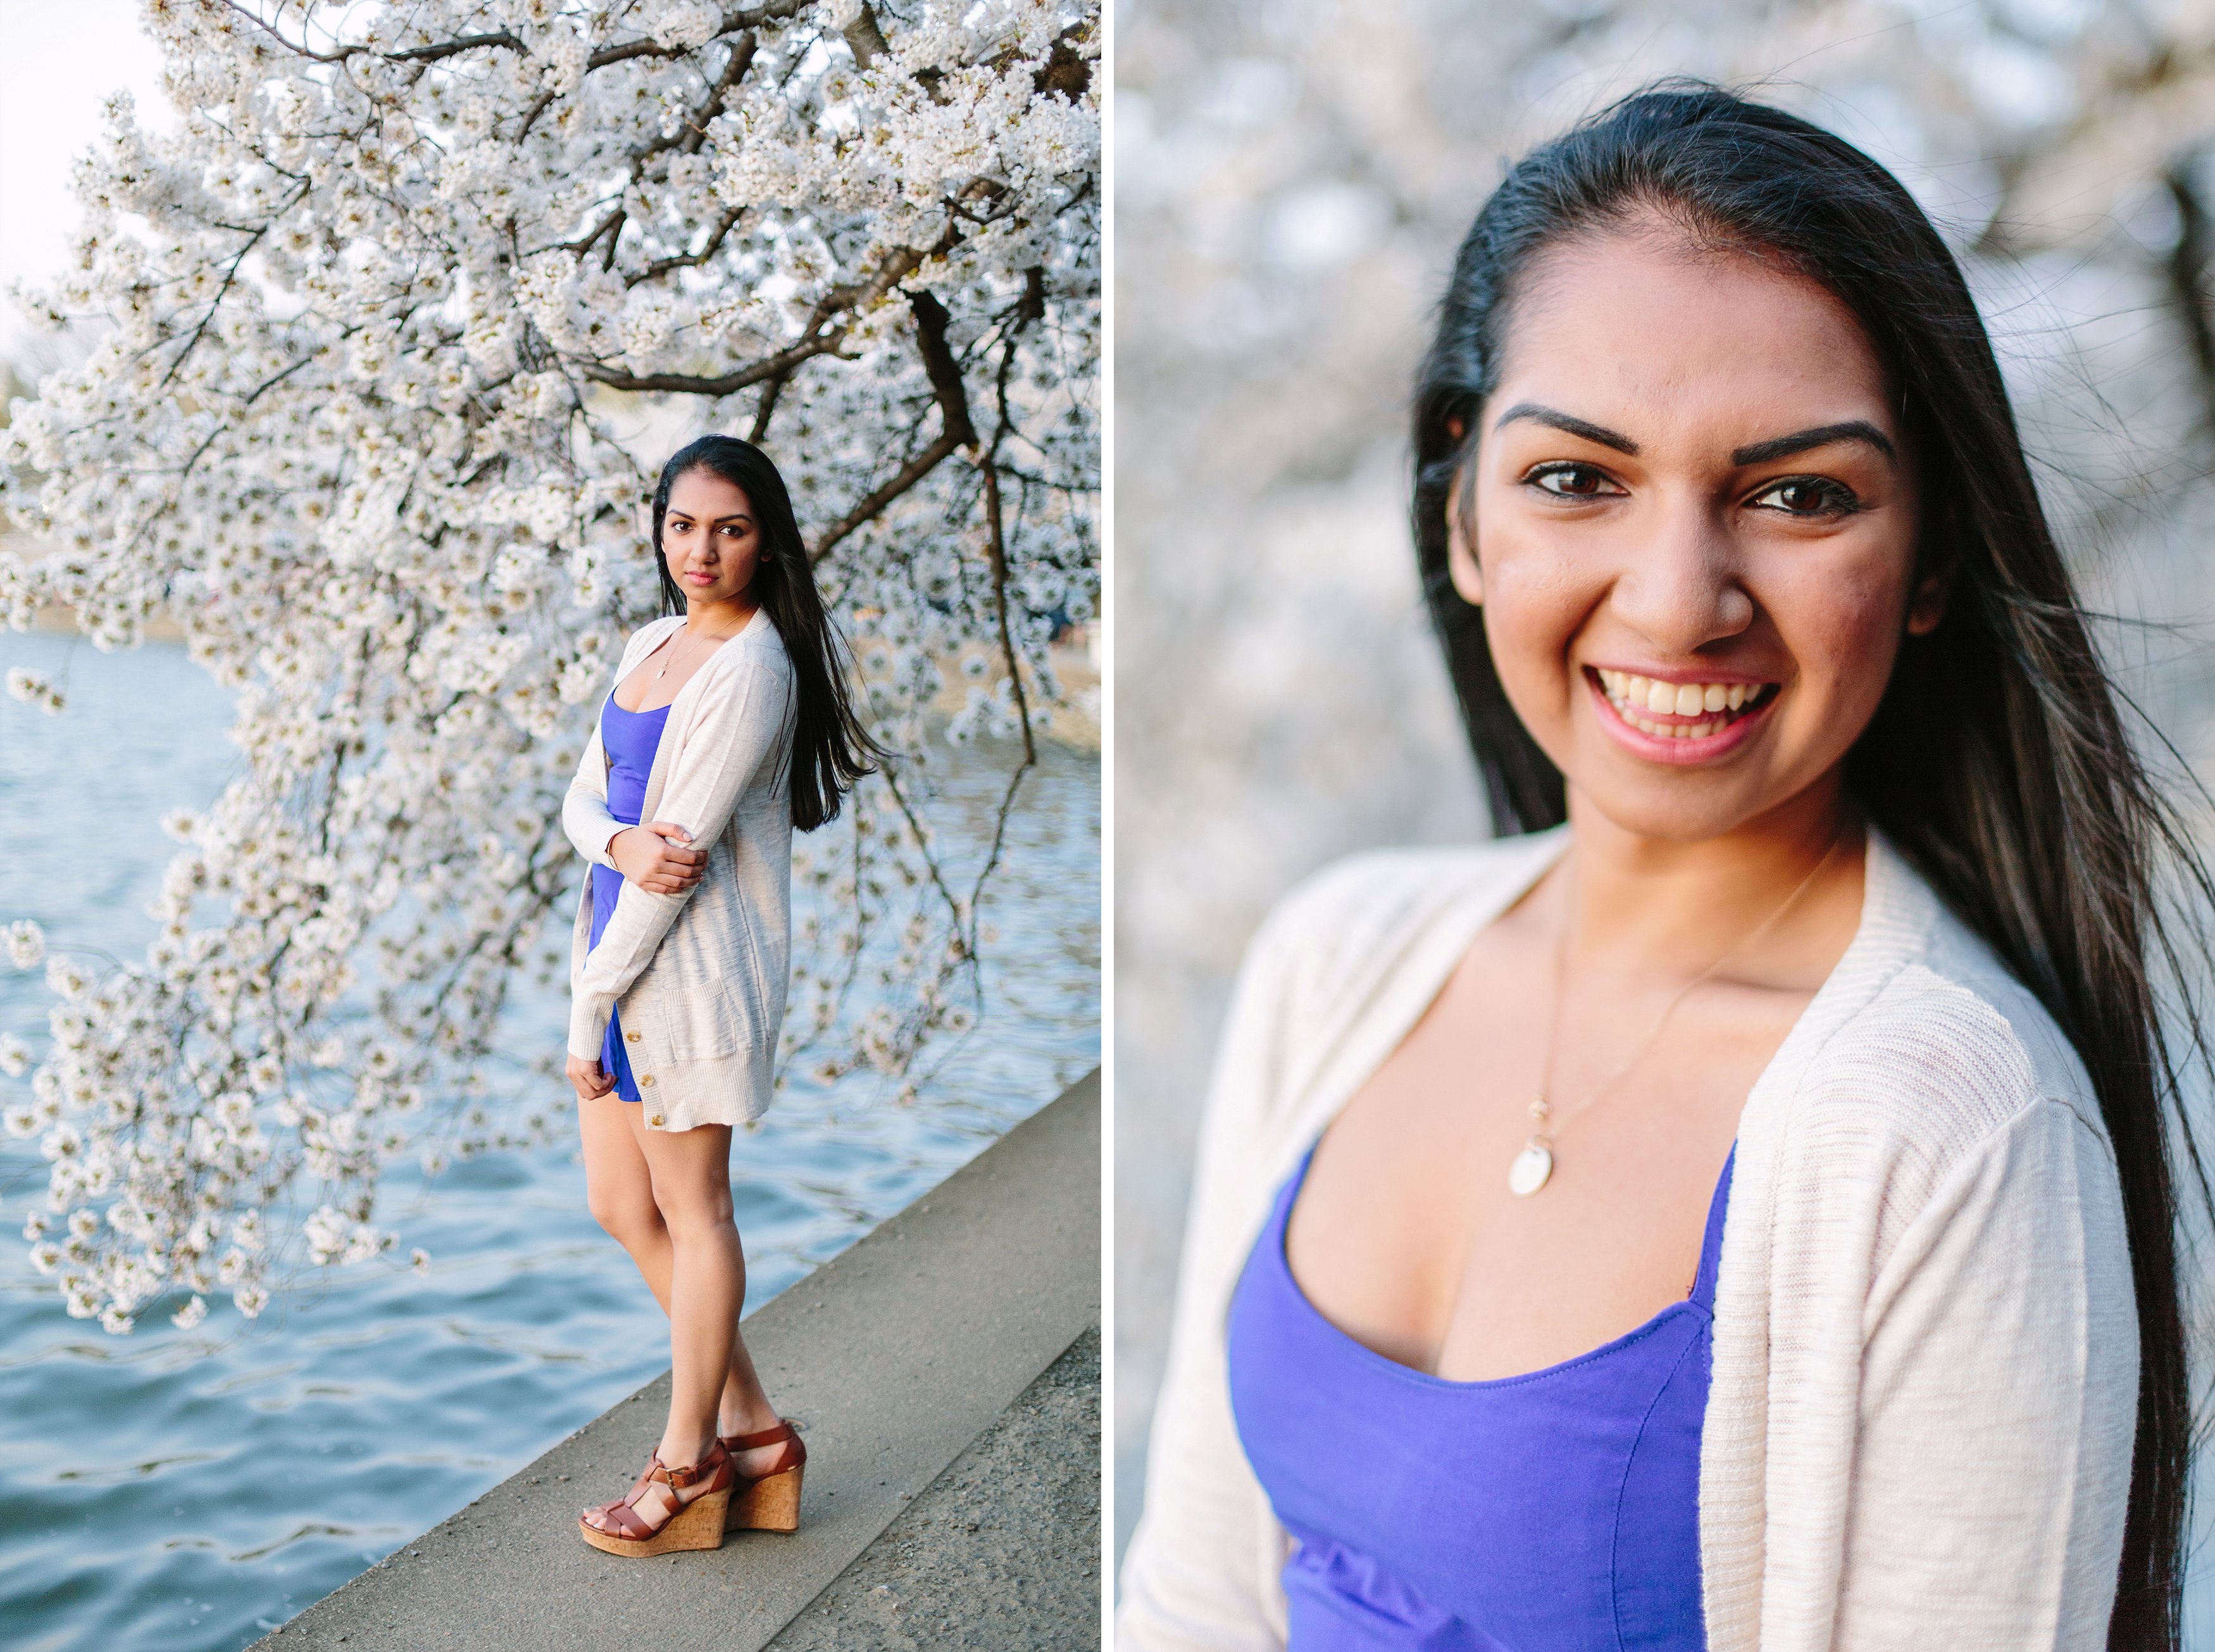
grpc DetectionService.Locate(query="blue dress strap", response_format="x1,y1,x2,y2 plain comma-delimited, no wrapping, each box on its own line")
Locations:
1690,1143,1737,1309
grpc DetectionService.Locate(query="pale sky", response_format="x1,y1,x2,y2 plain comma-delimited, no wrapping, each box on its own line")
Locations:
0,0,169,346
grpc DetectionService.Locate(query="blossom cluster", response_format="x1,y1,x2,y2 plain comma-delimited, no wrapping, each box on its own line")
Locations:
0,0,1099,1334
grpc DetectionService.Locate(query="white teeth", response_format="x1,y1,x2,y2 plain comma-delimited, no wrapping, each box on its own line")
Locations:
1597,672,1769,737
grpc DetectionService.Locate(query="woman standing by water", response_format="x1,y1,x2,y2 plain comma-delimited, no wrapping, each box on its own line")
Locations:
1120,86,2205,1646
562,434,876,1558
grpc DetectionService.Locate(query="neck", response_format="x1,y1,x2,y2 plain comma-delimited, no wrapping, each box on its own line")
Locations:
683,591,758,634
1554,772,1861,985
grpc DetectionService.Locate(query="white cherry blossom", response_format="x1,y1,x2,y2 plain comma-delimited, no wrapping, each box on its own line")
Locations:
2,0,1097,1336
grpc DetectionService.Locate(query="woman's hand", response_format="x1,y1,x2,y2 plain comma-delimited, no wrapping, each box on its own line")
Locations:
608,823,707,894
567,1053,618,1103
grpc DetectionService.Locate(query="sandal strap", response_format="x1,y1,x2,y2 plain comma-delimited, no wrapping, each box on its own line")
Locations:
721,1417,805,1477
651,1439,731,1491
595,1498,661,1541
585,1441,732,1539
723,1418,796,1450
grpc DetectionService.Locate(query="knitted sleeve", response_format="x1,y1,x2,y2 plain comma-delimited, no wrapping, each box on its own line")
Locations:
565,640,794,1061
1830,1096,2135,1648
1115,894,1302,1652
1738,965,2137,1651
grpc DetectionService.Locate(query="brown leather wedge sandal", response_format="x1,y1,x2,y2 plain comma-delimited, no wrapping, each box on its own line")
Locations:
718,1417,806,1533
578,1439,734,1558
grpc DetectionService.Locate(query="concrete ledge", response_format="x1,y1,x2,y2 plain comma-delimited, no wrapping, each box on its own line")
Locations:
767,1327,1099,1649
251,1070,1100,1650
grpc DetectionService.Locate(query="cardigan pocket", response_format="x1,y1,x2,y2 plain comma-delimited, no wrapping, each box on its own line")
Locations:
666,973,758,1061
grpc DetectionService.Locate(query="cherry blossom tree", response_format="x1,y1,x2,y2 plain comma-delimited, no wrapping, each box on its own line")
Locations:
0,0,1097,1334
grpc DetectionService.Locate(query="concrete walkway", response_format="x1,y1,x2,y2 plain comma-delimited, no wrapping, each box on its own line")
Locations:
248,1070,1099,1651
766,1327,1099,1650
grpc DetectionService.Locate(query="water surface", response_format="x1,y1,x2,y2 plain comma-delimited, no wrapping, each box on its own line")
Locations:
0,629,1099,1651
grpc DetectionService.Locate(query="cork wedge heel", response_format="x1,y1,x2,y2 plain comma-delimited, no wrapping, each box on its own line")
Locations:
578,1441,734,1558
719,1417,807,1534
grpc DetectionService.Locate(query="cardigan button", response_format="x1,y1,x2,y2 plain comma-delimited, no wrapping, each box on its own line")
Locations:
648,1113,664,1128
625,1032,640,1043
639,1074,655,1086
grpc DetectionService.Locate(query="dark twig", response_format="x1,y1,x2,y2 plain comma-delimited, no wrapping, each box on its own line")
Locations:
581,330,845,396
809,287,980,560
811,430,964,562
630,204,746,286
749,368,790,442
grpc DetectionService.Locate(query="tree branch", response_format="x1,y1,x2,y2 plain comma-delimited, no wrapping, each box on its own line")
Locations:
748,368,790,442
806,285,981,560
243,351,318,406
976,456,1035,765
578,240,936,391
385,30,525,63
578,329,843,395
160,218,275,389
810,430,963,563
229,0,804,75
908,290,977,449
621,34,759,184
842,3,890,68
629,204,746,285
2162,151,2215,436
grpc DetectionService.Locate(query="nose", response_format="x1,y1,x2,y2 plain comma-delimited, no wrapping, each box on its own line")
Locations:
1604,489,1754,654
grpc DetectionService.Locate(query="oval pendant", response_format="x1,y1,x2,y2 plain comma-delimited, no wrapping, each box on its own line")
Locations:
1507,1142,1554,1197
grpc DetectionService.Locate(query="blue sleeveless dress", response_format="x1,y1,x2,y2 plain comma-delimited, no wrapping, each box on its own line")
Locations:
586,696,671,1103
1225,1141,1735,1650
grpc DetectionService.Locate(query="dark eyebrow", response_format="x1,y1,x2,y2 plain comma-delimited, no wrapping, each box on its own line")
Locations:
1731,421,1895,466
667,510,754,524
1492,402,1639,456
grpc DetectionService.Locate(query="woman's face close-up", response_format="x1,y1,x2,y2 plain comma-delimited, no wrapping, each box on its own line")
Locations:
1454,223,1940,842
662,466,766,606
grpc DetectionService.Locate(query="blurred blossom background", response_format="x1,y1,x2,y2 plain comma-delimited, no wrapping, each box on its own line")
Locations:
1113,0,2215,1606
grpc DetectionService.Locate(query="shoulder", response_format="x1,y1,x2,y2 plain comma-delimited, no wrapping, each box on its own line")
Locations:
1233,830,1565,1046
711,610,796,685
1776,835,2111,1215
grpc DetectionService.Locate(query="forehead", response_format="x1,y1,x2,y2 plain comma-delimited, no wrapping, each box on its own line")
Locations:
666,467,754,516
1494,225,1892,442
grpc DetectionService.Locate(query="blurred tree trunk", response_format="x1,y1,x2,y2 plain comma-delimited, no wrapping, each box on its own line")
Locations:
2164,151,2215,442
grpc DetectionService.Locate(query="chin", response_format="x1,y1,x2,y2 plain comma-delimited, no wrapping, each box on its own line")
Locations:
1570,783,1766,844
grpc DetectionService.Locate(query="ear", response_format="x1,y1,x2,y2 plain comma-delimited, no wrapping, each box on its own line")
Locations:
1444,463,1484,607
1904,567,1950,637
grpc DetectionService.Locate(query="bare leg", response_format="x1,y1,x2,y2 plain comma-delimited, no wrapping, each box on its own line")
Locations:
577,1095,786,1477
634,1117,742,1468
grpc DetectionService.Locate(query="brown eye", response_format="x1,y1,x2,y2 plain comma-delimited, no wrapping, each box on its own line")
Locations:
1526,463,1619,499
1751,477,1859,516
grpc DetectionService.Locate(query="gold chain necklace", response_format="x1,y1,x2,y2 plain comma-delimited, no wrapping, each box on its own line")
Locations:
651,617,742,683
1507,830,1845,1198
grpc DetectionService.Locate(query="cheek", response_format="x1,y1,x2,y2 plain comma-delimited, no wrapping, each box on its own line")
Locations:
1766,553,1911,713
1473,530,1603,696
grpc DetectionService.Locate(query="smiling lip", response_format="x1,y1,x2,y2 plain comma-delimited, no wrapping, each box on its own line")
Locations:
1586,666,1780,765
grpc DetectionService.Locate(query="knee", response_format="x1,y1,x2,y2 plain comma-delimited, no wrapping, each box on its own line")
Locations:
586,1185,664,1250
658,1189,736,1244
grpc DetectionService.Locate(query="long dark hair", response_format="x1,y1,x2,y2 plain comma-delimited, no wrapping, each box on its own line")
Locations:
650,434,880,831
1412,82,2207,1646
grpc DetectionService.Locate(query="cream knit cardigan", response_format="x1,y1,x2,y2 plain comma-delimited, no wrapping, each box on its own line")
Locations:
562,610,796,1132
1118,825,2138,1651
